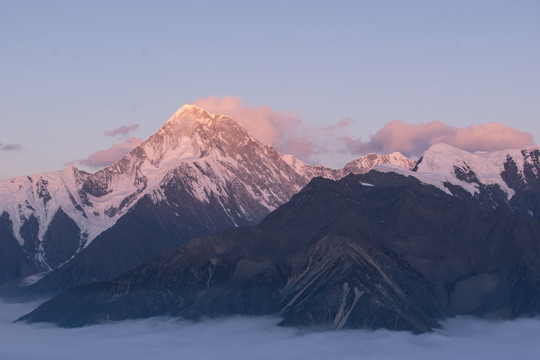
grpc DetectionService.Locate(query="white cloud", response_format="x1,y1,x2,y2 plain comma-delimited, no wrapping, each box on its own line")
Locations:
2,300,540,360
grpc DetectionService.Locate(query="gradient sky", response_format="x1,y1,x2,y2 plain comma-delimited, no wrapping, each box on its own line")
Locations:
1,0,539,180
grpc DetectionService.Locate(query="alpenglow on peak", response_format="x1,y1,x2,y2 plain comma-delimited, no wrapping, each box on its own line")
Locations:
163,104,227,129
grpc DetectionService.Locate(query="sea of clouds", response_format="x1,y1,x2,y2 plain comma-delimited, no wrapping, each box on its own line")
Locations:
1,300,539,360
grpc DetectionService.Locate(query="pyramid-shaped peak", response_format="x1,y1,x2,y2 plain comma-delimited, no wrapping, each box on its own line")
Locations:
173,104,213,118
138,103,256,166
160,104,224,134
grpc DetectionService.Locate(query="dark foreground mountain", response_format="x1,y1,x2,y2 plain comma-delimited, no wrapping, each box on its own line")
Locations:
0,105,414,297
19,171,540,333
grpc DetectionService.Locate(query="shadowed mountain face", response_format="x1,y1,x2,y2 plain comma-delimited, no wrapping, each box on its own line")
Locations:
20,171,540,333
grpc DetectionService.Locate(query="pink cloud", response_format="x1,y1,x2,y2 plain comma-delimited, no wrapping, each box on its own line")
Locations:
281,136,315,160
345,121,535,157
104,124,139,137
77,137,142,168
193,96,314,160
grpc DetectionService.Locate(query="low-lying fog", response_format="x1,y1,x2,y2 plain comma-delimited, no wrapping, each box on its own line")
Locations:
1,300,539,360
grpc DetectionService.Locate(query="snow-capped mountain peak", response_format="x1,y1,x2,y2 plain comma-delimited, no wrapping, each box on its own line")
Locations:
0,104,310,274
0,106,257,272
141,104,256,166
162,104,219,133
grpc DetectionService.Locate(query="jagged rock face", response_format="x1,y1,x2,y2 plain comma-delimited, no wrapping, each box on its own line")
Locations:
20,172,540,333
501,148,540,221
0,105,414,293
41,209,82,269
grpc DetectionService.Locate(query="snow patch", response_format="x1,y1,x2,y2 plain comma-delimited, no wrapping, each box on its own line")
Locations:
359,182,374,187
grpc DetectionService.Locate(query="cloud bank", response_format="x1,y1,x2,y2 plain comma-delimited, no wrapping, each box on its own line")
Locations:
77,137,142,168
104,124,139,137
345,121,535,157
193,97,535,166
1,300,540,360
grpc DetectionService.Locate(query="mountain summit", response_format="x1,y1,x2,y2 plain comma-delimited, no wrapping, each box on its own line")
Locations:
0,104,413,294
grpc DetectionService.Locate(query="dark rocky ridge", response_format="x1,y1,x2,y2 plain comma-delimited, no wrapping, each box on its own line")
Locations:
20,171,540,332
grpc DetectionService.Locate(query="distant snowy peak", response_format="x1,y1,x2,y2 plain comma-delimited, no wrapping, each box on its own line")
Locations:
280,154,340,181
280,151,415,180
342,152,416,175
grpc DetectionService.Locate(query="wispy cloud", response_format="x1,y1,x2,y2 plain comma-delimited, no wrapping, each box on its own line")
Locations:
343,121,535,157
75,137,142,168
104,124,139,137
321,117,357,132
0,143,24,151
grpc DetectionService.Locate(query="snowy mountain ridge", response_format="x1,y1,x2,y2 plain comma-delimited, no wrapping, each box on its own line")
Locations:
343,152,415,176
0,104,414,282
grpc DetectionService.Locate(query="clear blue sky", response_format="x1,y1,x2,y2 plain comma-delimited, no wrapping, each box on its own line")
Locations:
1,0,539,179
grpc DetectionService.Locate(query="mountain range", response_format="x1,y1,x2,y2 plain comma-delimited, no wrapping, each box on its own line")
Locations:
3,104,540,332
